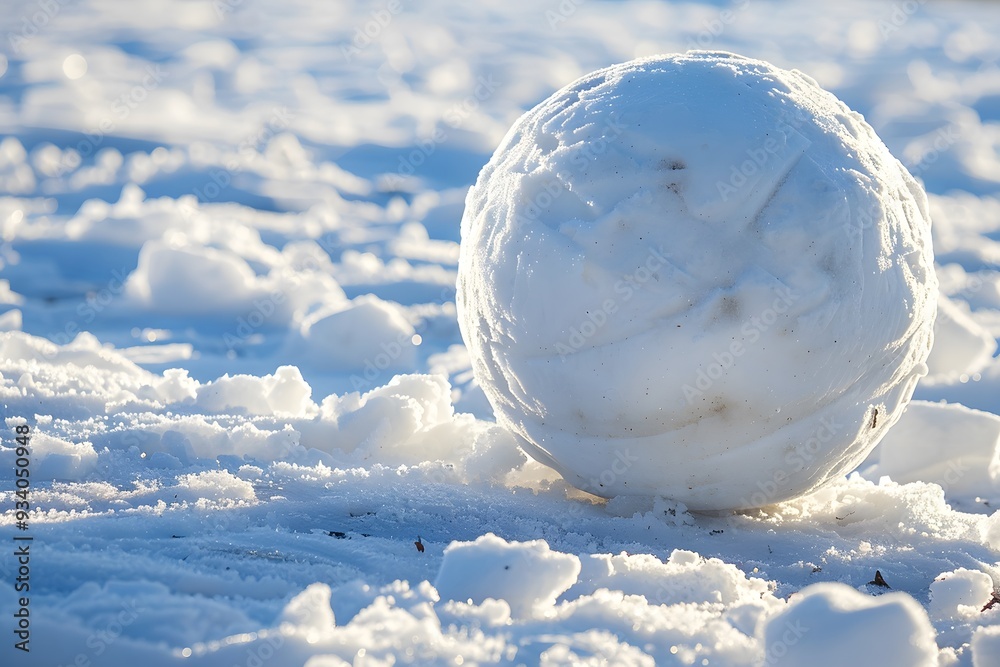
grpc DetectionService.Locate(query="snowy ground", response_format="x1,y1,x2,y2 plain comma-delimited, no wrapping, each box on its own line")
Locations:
2,0,1000,665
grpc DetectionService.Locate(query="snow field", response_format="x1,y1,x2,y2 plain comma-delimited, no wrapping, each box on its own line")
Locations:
1,0,1000,664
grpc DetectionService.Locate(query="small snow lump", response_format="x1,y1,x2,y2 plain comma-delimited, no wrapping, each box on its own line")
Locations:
457,52,937,510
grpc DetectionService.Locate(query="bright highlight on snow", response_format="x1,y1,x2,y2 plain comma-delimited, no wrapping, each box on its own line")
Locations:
458,52,938,510
2,1,1000,664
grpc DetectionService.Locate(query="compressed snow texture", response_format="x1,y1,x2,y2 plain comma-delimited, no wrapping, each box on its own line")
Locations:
458,51,938,509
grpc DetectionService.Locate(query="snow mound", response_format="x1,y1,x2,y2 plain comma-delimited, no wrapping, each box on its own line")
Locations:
125,241,268,316
291,295,418,374
195,365,314,416
279,583,337,644
29,431,98,480
758,582,938,667
434,532,581,617
972,625,1000,667
874,400,1000,499
458,51,937,509
926,294,997,379
174,470,257,505
929,568,995,620
568,549,776,610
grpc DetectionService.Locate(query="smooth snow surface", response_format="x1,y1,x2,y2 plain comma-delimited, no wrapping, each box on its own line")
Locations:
1,1,1000,665
457,51,938,509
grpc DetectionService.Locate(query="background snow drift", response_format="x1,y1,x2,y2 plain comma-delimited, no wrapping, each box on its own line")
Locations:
1,0,1000,665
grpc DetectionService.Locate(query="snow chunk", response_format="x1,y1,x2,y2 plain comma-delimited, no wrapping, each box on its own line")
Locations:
292,295,417,373
930,568,995,620
926,294,997,379
0,331,163,410
31,431,98,480
434,533,581,618
322,375,446,457
0,137,34,193
758,582,937,667
125,241,265,315
279,583,337,644
982,510,1000,551
195,365,313,416
141,419,300,461
0,279,24,305
149,368,199,404
174,470,256,505
568,549,776,611
875,401,1000,498
301,374,525,479
0,308,22,331
972,625,1000,667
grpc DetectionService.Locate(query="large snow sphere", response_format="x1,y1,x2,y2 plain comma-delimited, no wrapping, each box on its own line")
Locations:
457,52,937,510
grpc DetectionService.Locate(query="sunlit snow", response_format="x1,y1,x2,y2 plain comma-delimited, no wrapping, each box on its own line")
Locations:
1,1,1000,665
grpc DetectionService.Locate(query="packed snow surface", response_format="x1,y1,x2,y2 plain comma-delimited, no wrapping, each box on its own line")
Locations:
1,0,1000,665
458,52,938,509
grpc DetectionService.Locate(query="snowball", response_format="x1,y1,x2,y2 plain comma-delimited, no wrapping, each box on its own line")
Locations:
929,568,994,620
457,51,937,509
758,583,938,667
433,533,581,618
875,401,1000,497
